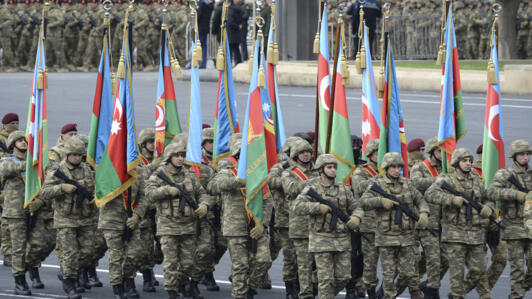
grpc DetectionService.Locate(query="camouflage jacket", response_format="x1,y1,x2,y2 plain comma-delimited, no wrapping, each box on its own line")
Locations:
410,159,442,230
282,162,318,239
488,162,532,240
0,6,16,37
48,137,66,169
132,6,150,37
207,157,272,237
426,169,493,245
350,162,378,233
361,175,429,247
146,164,209,236
0,155,28,219
268,159,294,228
184,162,216,220
46,5,64,37
136,164,156,229
295,177,363,253
40,160,97,228
0,125,12,156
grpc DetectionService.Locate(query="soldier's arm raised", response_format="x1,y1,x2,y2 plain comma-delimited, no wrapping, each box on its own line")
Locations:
268,164,283,190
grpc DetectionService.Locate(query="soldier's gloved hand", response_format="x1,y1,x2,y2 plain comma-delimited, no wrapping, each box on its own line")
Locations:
480,205,493,219
380,197,397,210
516,191,527,202
126,213,140,229
167,186,180,197
194,202,208,218
452,196,465,207
416,213,429,230
250,222,264,240
29,198,44,212
346,216,361,230
61,183,77,194
319,204,331,215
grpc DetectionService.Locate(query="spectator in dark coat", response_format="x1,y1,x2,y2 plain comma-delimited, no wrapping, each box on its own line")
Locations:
211,2,224,43
227,0,244,65
197,0,214,68
347,0,382,58
239,3,250,61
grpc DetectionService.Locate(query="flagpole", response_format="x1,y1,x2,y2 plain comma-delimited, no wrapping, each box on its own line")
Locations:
325,17,342,154
436,0,450,65
312,0,325,161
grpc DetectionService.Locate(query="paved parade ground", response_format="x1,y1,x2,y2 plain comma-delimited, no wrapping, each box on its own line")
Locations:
0,71,530,298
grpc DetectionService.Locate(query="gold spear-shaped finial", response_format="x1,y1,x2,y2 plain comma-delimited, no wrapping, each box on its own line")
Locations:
487,3,501,85
256,14,266,89
377,2,390,97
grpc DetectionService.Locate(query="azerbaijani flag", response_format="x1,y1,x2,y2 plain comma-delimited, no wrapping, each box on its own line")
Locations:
154,26,182,159
236,39,269,224
360,24,381,156
329,35,355,184
87,26,114,168
213,29,240,168
260,57,278,171
186,41,203,178
438,6,466,173
481,32,504,187
25,19,48,207
317,5,331,152
95,22,141,208
377,35,409,176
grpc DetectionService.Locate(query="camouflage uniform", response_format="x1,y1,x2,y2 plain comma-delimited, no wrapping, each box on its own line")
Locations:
84,5,106,70
132,4,151,70
361,152,428,299
282,139,319,299
46,4,66,70
76,2,92,69
172,4,189,67
49,136,67,169
488,140,532,299
207,136,272,298
63,4,81,67
295,154,364,299
0,122,18,261
426,148,494,298
0,3,17,70
517,3,530,59
15,5,35,68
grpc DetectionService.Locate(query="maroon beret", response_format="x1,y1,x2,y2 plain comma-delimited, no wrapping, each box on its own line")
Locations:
202,123,211,129
306,131,316,142
407,138,425,152
2,113,19,124
61,123,78,134
476,144,483,155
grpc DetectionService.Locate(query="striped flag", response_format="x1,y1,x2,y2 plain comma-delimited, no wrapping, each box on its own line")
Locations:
260,57,278,171
317,5,331,152
186,41,203,178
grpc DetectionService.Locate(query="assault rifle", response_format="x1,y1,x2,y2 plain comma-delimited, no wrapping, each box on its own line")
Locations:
54,168,93,209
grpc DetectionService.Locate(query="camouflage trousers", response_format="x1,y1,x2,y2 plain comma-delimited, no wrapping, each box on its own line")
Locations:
466,239,507,299
227,234,272,298
1,217,11,256
274,228,298,282
139,226,156,272
361,232,379,288
102,228,145,286
417,229,449,288
89,226,107,268
212,227,227,268
25,217,55,268
269,226,283,262
84,35,101,69
16,33,33,67
46,35,65,68
0,36,16,68
379,245,419,299
160,234,202,291
314,251,351,299
6,218,28,276
56,226,94,279
506,239,532,299
293,238,316,299
444,242,486,298
195,220,216,275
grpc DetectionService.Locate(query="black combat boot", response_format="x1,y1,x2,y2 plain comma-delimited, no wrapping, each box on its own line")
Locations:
74,276,85,293
284,281,296,299
366,286,377,299
188,280,203,299
375,285,384,299
142,269,156,292
124,278,140,298
29,267,45,289
246,288,255,299
3,254,12,267
62,278,82,299
78,269,91,290
355,284,366,298
259,273,272,289
167,290,178,299
14,275,32,295
113,283,126,299
87,267,103,287
201,272,219,291
178,284,187,299
151,269,159,286
425,287,441,299
345,284,357,299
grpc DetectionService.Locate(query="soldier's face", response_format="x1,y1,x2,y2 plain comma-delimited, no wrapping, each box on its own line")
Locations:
203,141,213,153
67,153,83,166
458,158,472,173
62,131,77,141
433,149,442,160
145,140,155,152
369,152,378,164
515,152,530,166
170,153,185,168
387,165,402,179
15,138,28,150
322,164,337,179
298,151,312,164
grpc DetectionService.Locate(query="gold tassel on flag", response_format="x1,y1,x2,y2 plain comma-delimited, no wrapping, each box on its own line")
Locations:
248,51,254,75
341,55,349,86
37,68,44,90
258,64,266,89
192,43,202,68
436,45,444,66
111,73,117,95
487,58,498,85
171,57,183,79
377,67,384,98
216,45,224,71
360,45,366,70
267,41,274,64
272,41,279,65
313,32,320,54
117,55,126,79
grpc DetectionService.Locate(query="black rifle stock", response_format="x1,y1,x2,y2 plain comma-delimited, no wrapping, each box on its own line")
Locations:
508,174,529,193
370,183,437,237
53,169,93,209
122,187,133,242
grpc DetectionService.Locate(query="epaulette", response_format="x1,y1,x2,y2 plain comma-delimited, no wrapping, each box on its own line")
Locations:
282,161,290,169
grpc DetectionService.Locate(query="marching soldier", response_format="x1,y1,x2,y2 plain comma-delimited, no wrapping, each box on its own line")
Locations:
0,131,31,295
49,123,78,169
407,138,425,169
426,148,494,299
488,140,532,299
207,134,272,299
0,113,19,156
295,154,364,299
46,0,67,71
0,0,18,72
361,152,428,299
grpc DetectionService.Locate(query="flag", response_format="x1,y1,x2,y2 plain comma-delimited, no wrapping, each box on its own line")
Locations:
154,27,182,159
87,27,114,168
186,41,203,178
317,5,331,152
438,6,467,173
95,23,141,208
25,21,48,207
360,25,381,155
213,30,240,168
236,39,269,224
266,18,286,154
260,57,277,171
329,35,355,184
481,32,504,187
377,36,409,176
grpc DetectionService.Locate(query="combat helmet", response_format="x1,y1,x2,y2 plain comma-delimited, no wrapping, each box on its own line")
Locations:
425,137,439,154
508,139,532,158
314,154,337,170
171,132,188,145
450,148,473,167
229,133,243,157
139,128,155,146
64,136,86,155
365,139,379,157
282,136,304,154
290,139,313,160
162,141,186,162
202,128,214,145
7,130,26,150
381,152,404,169
76,134,89,146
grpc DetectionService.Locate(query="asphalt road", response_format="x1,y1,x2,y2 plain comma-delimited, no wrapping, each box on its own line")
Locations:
1,71,531,298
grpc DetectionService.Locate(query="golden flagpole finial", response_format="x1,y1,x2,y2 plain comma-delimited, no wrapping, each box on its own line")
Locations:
487,3,502,85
